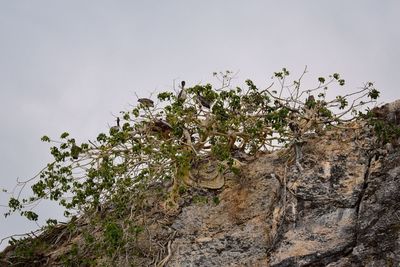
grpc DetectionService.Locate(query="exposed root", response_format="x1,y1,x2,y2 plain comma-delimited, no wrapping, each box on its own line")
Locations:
294,141,304,172
155,231,176,267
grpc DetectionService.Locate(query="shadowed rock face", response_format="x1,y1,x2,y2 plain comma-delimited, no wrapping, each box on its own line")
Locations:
266,130,400,267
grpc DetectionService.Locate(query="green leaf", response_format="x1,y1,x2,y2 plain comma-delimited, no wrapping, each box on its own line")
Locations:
157,92,173,101
368,89,380,99
8,197,21,211
60,132,69,139
97,133,107,143
123,113,130,120
282,68,290,76
23,211,38,221
41,135,50,142
71,145,81,159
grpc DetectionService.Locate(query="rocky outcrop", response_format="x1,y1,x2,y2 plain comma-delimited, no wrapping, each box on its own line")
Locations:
161,124,400,266
2,118,400,266
372,99,400,125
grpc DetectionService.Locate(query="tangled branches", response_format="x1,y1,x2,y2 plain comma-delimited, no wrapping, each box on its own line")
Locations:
5,68,380,221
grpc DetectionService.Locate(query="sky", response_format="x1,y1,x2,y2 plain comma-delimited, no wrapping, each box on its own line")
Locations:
1,0,399,249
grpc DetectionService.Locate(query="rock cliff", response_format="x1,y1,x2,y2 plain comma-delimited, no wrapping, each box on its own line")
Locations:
162,122,400,267
1,118,400,266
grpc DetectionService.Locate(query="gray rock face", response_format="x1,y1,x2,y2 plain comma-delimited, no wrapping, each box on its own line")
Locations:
2,114,400,266
164,125,400,267
372,99,400,125
168,154,281,267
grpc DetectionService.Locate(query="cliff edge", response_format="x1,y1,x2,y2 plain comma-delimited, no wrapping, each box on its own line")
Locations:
1,103,400,266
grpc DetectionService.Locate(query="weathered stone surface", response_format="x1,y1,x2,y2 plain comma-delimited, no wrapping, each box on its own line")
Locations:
164,124,400,266
372,99,400,125
2,120,400,266
167,152,282,266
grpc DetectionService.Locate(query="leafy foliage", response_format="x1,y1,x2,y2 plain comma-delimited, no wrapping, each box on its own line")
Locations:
5,68,381,222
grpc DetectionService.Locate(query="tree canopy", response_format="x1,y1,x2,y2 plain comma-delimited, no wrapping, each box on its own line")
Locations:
4,68,381,222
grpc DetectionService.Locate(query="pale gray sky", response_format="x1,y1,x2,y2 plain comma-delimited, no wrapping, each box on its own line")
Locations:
1,1,399,249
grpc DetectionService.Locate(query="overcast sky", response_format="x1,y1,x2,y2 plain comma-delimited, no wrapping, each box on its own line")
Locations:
1,1,399,249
